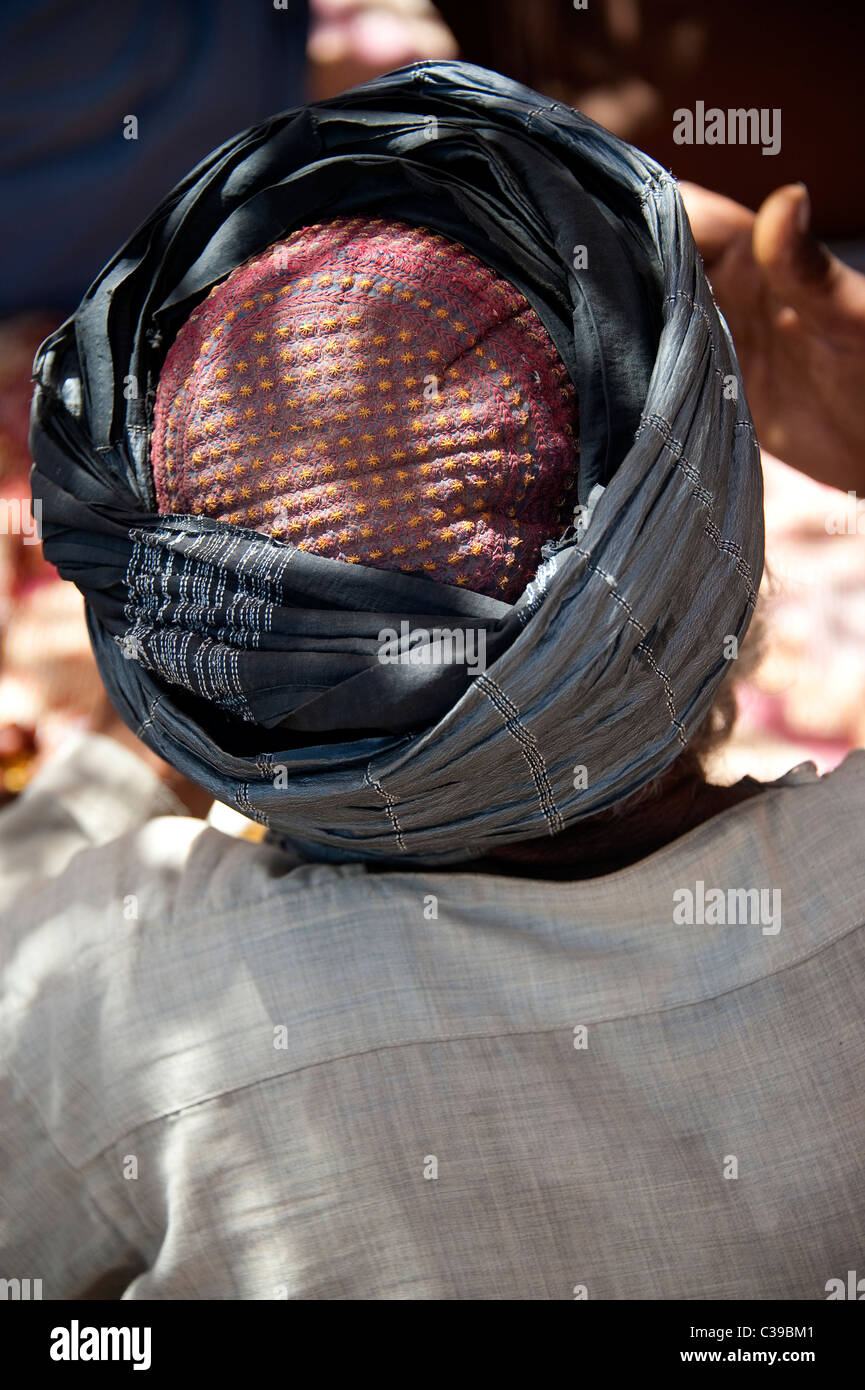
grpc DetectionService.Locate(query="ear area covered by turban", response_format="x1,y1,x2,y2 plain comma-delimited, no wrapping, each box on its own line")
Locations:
30,60,763,864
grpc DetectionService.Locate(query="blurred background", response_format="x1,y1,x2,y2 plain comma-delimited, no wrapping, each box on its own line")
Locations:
1,0,862,813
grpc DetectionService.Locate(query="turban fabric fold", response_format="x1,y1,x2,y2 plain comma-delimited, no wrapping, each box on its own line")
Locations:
30,61,763,864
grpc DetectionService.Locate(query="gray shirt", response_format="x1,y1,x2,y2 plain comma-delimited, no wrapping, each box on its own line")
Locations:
1,733,863,1300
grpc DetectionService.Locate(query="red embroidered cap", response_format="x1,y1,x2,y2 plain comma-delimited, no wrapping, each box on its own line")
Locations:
151,217,579,600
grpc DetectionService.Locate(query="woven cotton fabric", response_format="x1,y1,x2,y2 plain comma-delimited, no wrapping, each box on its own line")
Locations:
30,61,764,864
151,218,579,603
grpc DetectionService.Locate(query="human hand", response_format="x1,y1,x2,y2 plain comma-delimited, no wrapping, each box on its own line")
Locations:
680,181,865,494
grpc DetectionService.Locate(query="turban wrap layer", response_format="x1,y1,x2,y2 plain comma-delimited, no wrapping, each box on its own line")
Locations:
30,61,764,865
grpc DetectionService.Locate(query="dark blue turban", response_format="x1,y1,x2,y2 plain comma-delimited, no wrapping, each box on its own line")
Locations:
30,61,763,864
